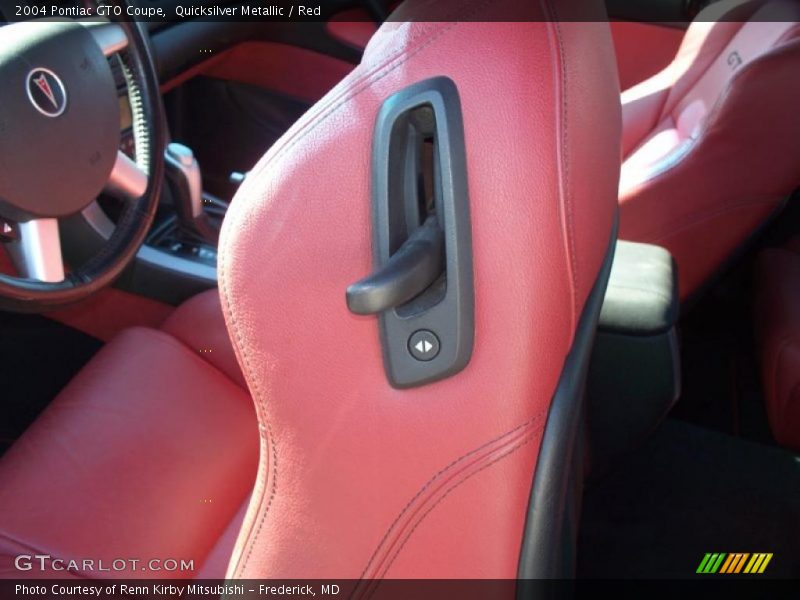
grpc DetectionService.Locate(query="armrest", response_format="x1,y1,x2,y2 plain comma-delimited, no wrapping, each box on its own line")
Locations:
599,240,678,335
587,240,681,478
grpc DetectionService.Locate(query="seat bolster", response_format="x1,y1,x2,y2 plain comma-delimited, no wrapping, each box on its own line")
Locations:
194,496,250,578
0,327,258,578
161,289,248,390
755,245,800,451
619,1,758,158
620,78,670,158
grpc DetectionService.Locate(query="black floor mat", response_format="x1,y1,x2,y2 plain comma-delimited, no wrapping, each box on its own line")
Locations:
672,265,775,445
0,312,102,455
578,419,800,579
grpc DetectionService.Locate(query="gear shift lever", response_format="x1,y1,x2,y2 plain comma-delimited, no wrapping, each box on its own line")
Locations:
164,143,219,244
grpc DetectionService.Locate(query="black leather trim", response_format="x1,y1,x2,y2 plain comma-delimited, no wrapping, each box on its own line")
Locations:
598,240,678,336
516,217,618,582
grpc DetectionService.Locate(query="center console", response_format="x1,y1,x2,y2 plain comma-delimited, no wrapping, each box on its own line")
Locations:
586,240,681,477
60,59,225,305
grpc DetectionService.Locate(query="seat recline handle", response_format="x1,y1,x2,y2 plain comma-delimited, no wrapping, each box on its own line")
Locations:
346,215,444,315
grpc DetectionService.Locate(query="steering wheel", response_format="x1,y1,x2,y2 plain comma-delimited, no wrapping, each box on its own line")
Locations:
0,3,164,312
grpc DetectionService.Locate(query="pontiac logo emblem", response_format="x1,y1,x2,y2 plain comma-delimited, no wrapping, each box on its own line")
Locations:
26,68,67,117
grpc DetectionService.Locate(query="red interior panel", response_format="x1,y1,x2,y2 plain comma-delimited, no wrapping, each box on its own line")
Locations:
201,42,356,105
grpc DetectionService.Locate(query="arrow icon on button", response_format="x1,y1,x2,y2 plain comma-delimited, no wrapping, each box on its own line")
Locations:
409,330,440,361
415,340,434,354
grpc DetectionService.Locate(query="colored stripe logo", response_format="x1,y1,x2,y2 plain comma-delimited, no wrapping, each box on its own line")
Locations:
696,553,773,574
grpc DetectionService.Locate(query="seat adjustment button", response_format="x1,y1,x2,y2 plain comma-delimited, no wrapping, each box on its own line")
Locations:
408,330,440,361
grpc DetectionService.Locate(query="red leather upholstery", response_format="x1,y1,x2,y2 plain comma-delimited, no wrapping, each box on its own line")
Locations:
47,287,173,342
0,295,257,579
610,21,684,90
162,290,248,389
218,0,620,579
755,240,800,452
619,0,800,299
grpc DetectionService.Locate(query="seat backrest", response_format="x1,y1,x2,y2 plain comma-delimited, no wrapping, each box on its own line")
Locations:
622,0,800,159
218,0,621,580
619,0,800,297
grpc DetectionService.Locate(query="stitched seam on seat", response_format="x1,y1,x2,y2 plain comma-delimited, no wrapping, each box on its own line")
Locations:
374,433,538,586
121,327,249,395
249,20,457,176
646,196,782,244
243,18,467,187
165,331,247,392
245,24,440,172
217,214,275,578
358,410,545,580
0,531,47,556
235,423,277,577
542,1,578,334
219,256,276,579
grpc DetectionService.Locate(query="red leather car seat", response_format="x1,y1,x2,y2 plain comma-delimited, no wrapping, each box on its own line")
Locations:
219,0,620,580
755,238,800,451
619,0,800,300
0,290,257,579
0,0,621,580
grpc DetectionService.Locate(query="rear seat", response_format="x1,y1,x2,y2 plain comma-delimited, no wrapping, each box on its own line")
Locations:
754,238,800,451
